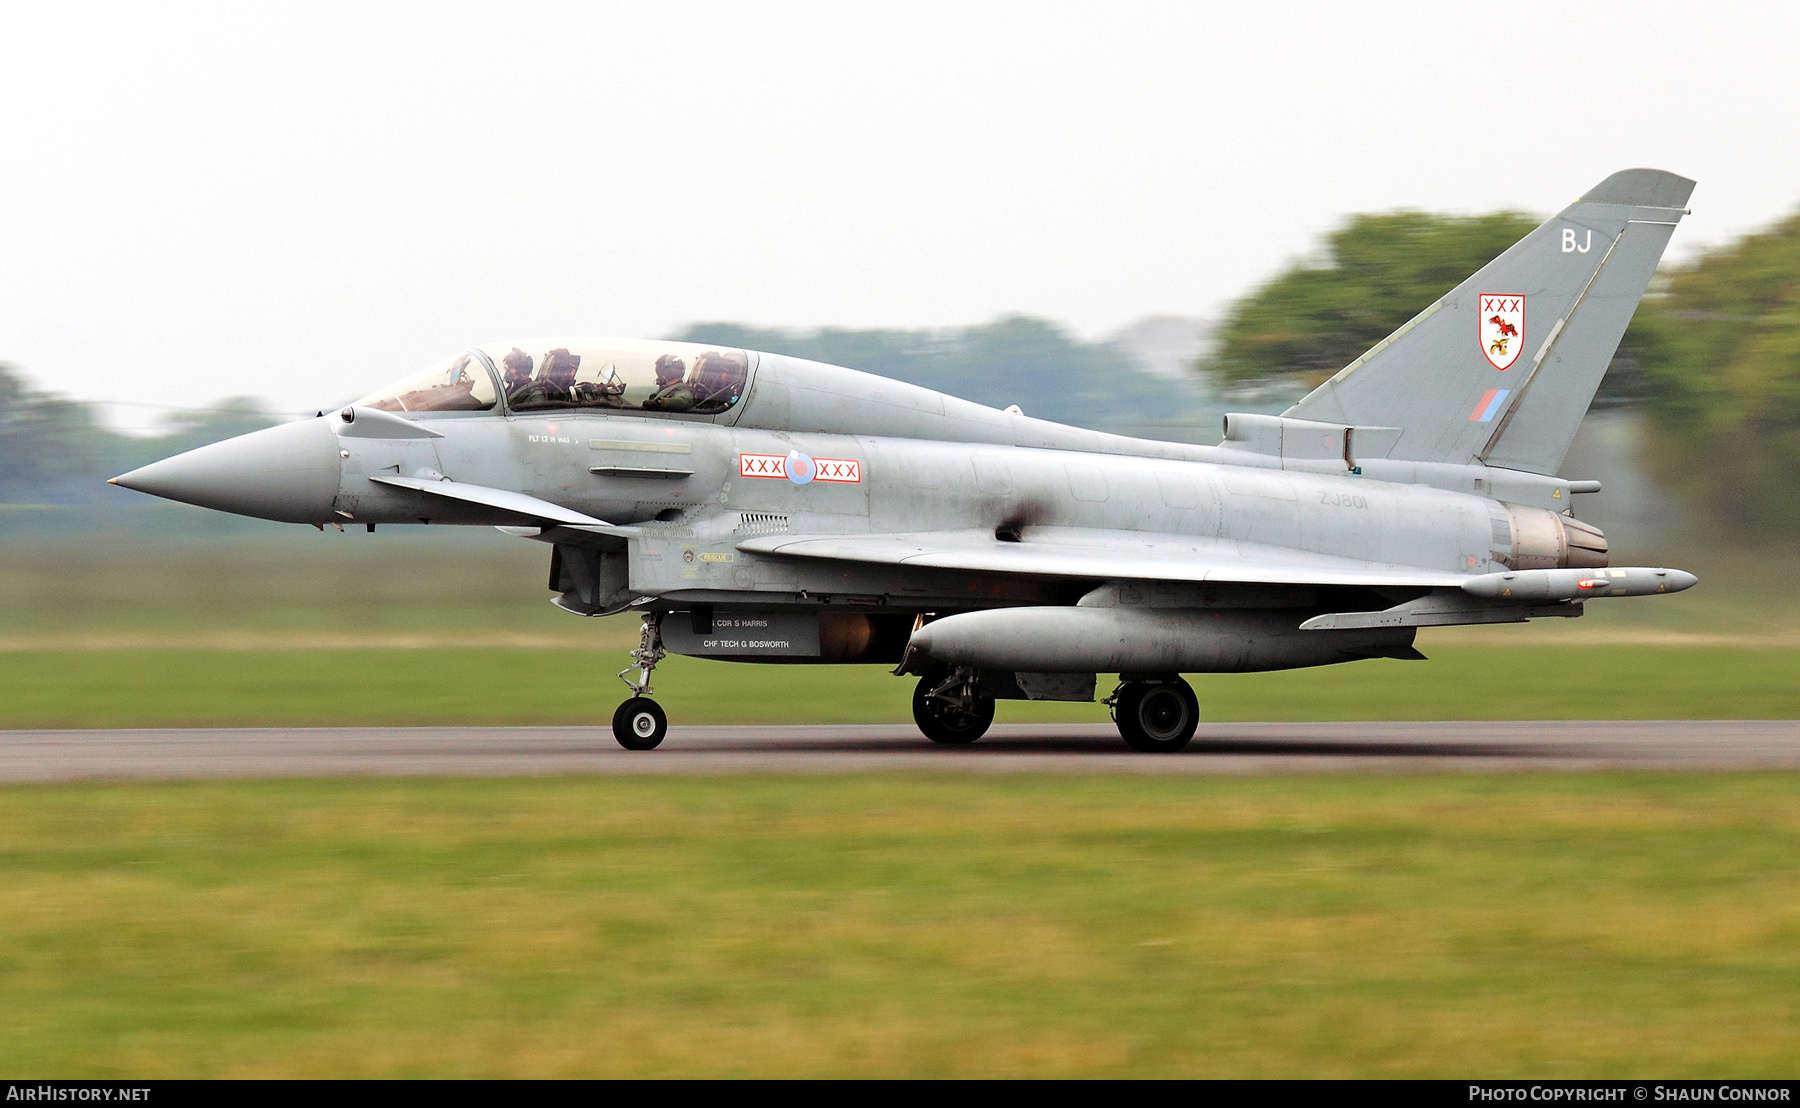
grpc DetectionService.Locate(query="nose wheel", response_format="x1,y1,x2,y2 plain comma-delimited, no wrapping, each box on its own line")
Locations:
1110,677,1199,753
612,614,669,750
612,697,667,750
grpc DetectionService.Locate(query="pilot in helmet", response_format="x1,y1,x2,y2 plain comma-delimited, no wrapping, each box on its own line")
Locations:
541,348,581,395
686,350,747,413
642,354,696,411
501,348,535,394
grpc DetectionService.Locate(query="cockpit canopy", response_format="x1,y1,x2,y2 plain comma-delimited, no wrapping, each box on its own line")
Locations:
356,351,497,413
354,339,751,417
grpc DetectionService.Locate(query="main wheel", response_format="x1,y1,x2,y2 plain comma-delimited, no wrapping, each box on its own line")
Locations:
1113,678,1199,753
912,670,995,745
612,697,668,750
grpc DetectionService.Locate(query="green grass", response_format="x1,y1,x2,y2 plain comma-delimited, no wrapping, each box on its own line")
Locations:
0,530,574,645
1,772,1797,1077
3,526,1795,1076
1,644,1795,729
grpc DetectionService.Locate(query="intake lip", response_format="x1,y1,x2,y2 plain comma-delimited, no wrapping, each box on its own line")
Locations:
110,416,343,524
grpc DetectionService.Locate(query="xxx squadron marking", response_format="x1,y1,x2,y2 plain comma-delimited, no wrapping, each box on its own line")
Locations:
739,452,862,484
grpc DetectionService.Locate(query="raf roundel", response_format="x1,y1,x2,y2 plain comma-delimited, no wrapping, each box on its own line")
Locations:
1479,294,1525,371
786,450,816,485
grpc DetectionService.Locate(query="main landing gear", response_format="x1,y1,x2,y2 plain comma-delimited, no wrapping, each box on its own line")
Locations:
1107,676,1199,753
612,615,668,750
912,666,995,745
908,667,1198,753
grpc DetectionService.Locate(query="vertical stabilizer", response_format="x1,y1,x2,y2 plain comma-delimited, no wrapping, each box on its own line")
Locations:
1283,169,1694,475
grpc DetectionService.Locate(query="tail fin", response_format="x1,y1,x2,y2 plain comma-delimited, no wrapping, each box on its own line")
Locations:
1285,168,1694,475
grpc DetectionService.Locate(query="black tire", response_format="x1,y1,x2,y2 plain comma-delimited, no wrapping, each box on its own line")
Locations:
1113,678,1198,753
912,671,995,745
612,697,668,750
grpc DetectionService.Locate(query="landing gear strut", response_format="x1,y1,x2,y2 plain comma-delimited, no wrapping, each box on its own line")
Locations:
912,666,995,745
612,614,668,750
1108,676,1199,753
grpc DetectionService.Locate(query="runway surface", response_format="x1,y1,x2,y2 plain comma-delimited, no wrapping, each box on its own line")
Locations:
2,721,1798,781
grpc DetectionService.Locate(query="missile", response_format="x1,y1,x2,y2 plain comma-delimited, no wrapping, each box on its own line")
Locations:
1459,566,1697,602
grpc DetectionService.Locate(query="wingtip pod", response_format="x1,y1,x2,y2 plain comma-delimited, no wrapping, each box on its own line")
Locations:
1461,567,1697,602
1576,168,1696,211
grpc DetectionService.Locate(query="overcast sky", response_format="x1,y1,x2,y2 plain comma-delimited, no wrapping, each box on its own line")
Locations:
3,1,1797,423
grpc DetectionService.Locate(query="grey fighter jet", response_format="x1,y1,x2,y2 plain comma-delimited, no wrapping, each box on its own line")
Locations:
113,169,1699,752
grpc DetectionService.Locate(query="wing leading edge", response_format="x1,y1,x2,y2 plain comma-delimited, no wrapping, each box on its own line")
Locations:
735,527,1469,589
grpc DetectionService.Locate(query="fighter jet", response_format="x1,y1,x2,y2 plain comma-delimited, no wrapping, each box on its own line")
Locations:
113,168,1698,752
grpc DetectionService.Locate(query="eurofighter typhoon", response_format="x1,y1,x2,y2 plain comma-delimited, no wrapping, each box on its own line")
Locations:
113,169,1698,751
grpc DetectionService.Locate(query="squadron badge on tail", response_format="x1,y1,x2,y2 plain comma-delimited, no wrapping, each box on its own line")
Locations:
1479,294,1525,370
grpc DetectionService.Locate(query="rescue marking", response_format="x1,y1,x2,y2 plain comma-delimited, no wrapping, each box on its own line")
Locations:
1469,387,1511,423
739,452,862,484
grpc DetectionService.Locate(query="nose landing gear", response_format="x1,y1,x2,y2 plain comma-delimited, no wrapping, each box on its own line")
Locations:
1108,676,1199,753
612,615,668,750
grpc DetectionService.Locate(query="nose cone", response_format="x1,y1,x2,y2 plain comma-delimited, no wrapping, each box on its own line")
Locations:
111,417,343,524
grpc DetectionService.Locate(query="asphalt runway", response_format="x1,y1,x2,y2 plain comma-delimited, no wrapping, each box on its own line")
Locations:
1,721,1798,782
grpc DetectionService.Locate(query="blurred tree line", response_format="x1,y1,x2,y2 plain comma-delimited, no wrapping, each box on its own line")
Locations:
1202,207,1800,540
674,316,1210,437
1629,210,1800,540
0,365,271,505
